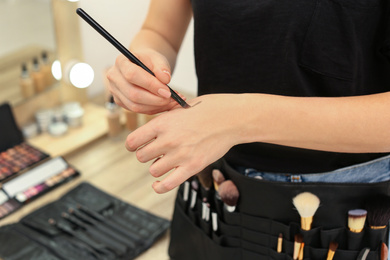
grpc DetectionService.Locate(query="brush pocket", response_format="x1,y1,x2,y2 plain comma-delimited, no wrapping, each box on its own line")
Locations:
0,182,170,260
169,158,390,260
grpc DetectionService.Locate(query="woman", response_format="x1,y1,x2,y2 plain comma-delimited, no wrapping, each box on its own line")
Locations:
107,0,390,258
107,0,390,192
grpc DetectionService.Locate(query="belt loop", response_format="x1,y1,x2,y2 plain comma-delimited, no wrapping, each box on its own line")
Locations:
290,175,302,183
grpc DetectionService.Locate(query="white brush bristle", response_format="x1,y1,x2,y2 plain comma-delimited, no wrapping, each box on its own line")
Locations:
292,192,320,217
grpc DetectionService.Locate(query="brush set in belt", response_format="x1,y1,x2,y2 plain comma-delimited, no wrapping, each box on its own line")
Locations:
0,182,170,260
169,159,390,260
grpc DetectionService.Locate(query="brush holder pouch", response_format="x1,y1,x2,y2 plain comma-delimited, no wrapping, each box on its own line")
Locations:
0,182,170,260
168,158,390,260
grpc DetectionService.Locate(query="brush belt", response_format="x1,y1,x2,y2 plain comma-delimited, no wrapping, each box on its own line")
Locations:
168,158,390,260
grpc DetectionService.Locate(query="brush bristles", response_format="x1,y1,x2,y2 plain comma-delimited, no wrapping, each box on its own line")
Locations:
348,209,367,233
366,195,390,228
218,180,239,207
197,166,213,190
293,192,320,230
381,243,388,260
212,169,225,191
293,192,320,218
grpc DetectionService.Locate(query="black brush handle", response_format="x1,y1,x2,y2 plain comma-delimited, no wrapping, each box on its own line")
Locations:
76,8,190,108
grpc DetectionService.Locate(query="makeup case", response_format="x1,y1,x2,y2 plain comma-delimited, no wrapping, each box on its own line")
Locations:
168,158,390,260
0,181,170,260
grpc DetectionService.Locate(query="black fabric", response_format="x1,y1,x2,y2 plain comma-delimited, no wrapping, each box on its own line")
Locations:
191,0,390,173
0,182,170,260
168,159,390,260
0,103,24,151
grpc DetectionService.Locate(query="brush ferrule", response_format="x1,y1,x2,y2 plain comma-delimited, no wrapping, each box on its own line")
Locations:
349,227,364,233
301,216,313,231
370,225,386,230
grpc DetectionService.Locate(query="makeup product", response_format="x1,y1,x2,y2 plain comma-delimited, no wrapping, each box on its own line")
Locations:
124,109,138,131
3,157,79,204
357,248,370,260
197,166,213,191
106,96,122,137
277,233,283,253
348,209,367,233
211,212,218,232
63,102,84,128
298,242,305,260
0,190,20,219
31,57,45,93
35,108,54,132
326,241,338,260
76,205,143,245
76,8,190,109
21,122,39,138
381,242,388,260
48,122,68,137
366,194,390,230
190,180,198,209
19,63,35,98
292,192,320,231
218,180,239,212
62,212,128,256
0,142,49,182
212,169,225,192
14,166,78,204
41,51,54,88
293,234,303,260
49,218,112,256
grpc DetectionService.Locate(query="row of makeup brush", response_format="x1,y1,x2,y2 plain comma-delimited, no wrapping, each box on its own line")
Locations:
287,192,390,260
188,168,390,260
183,167,239,232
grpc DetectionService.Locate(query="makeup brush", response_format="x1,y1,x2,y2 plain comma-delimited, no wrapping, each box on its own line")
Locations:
293,234,303,260
348,209,367,233
212,169,225,192
197,165,213,191
277,233,283,253
76,8,190,109
326,241,338,260
298,242,305,260
190,179,199,209
183,180,190,202
356,248,370,260
365,194,390,230
381,242,388,260
218,180,239,212
292,192,320,231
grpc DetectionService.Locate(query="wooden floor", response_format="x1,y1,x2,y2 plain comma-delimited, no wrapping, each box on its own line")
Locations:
0,129,177,260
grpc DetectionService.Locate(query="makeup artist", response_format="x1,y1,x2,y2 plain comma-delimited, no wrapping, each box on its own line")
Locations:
107,0,390,256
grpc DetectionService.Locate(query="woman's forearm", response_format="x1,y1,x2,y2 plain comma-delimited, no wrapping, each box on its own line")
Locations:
236,92,390,153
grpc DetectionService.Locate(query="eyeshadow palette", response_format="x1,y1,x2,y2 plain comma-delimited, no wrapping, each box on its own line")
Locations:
0,142,49,182
0,157,79,220
0,190,20,219
0,103,49,183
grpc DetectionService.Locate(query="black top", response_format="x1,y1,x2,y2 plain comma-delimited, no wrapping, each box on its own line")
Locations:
191,0,390,173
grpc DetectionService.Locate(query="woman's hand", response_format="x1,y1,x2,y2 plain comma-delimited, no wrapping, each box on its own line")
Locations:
106,49,182,115
125,94,244,193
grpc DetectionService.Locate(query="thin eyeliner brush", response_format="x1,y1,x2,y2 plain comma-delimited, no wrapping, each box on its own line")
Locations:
76,8,190,109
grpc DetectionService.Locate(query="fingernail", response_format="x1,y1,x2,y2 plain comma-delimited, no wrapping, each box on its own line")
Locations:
158,88,171,98
162,69,171,78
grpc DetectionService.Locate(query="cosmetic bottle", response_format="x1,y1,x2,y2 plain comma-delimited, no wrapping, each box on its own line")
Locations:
19,63,35,98
41,51,54,88
31,57,45,93
106,97,122,137
124,109,138,131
